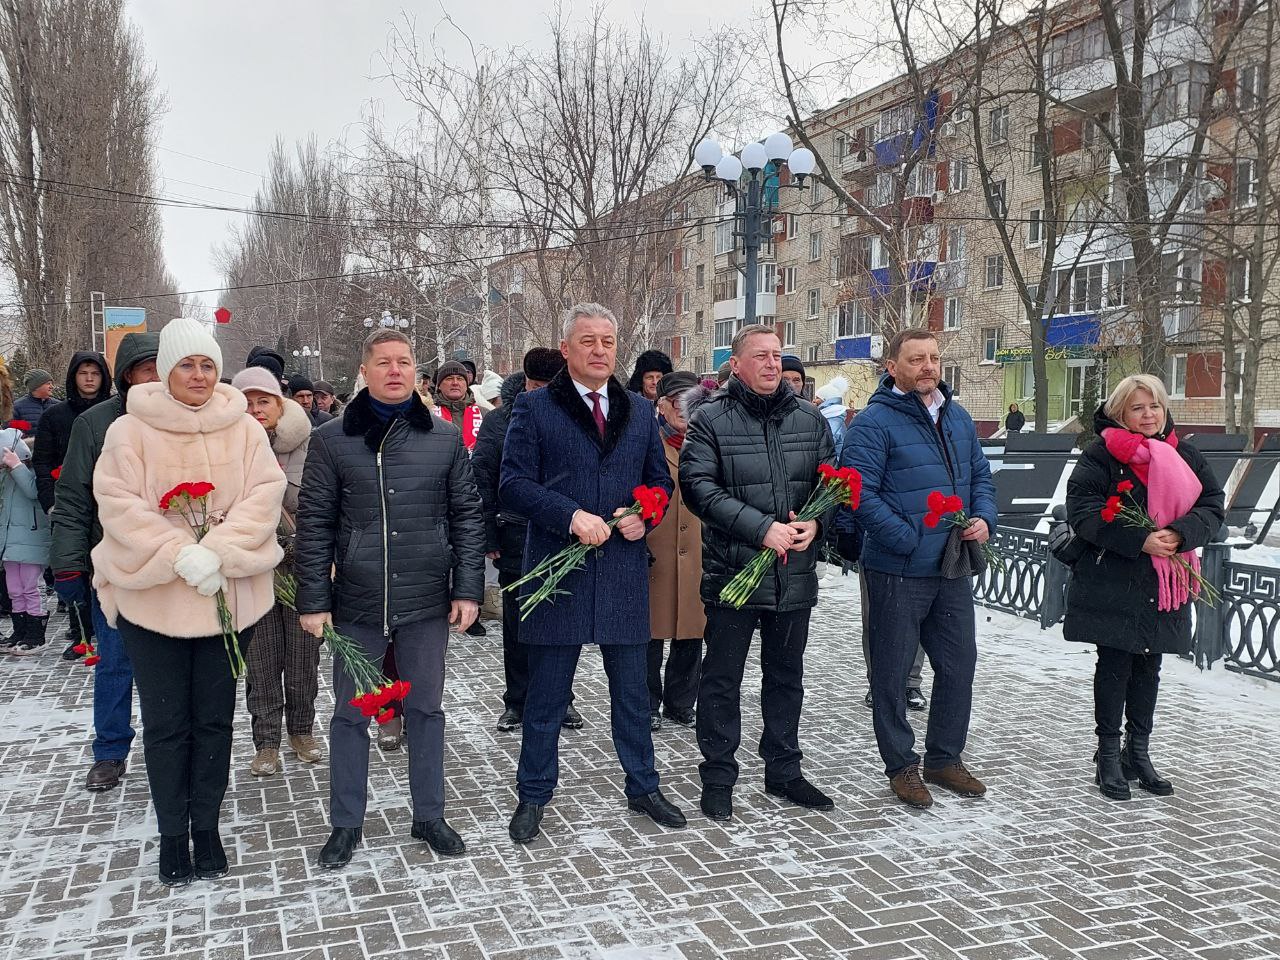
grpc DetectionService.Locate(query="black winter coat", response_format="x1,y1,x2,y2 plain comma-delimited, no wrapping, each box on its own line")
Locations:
680,377,836,611
33,350,112,511
294,389,487,631
470,372,526,574
1064,410,1225,655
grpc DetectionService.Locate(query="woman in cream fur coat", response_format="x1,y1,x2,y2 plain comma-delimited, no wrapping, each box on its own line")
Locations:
92,317,285,887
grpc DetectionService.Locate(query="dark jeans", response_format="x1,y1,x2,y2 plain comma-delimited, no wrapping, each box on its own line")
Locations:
120,617,253,836
330,618,449,827
517,643,657,804
91,591,134,762
863,571,976,778
1094,646,1162,739
646,638,702,714
697,606,810,789
858,569,925,689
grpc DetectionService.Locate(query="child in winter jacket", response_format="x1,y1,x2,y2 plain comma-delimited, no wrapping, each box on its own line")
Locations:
0,425,51,654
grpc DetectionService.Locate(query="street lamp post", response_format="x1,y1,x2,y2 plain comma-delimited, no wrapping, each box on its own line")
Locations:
693,133,815,326
292,345,321,378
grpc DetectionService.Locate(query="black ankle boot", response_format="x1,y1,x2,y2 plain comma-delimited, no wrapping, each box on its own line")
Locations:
159,833,194,886
192,829,229,879
1094,736,1131,801
1121,733,1173,796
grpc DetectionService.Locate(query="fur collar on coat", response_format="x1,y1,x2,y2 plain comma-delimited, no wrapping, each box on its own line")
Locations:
545,368,632,456
126,380,248,434
271,398,311,456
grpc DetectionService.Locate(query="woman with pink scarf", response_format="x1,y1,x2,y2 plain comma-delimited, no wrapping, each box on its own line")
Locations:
1064,374,1224,802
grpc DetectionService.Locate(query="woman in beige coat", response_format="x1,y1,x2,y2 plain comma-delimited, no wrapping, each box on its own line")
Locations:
646,373,709,730
231,366,324,778
93,317,285,887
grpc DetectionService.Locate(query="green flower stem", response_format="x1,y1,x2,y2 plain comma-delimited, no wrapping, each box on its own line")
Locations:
273,570,392,690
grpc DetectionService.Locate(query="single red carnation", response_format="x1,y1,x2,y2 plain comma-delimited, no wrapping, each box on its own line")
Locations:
944,495,964,513
375,708,396,725
186,481,215,499
83,655,101,666
1117,480,1134,493
927,491,947,513
924,512,940,529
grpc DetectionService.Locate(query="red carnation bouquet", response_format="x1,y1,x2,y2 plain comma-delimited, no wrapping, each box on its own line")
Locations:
160,482,244,677
924,490,1004,572
719,465,862,609
1100,479,1220,606
506,485,670,620
274,572,411,723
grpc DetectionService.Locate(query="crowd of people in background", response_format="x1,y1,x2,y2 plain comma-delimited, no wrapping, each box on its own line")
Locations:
0,305,1222,886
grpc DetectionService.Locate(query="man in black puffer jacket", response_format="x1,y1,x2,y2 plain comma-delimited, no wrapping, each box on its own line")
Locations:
295,327,486,870
680,323,836,823
34,350,112,512
470,348,581,733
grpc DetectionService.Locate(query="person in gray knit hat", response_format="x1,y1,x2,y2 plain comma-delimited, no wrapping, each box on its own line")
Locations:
13,369,56,434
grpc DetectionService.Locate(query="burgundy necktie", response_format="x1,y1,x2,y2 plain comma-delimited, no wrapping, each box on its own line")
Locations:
587,391,606,438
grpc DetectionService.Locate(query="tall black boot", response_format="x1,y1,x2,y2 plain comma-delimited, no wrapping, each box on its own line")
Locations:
159,833,194,886
1121,733,1173,795
12,613,45,656
1094,736,1131,800
0,611,27,651
192,829,229,879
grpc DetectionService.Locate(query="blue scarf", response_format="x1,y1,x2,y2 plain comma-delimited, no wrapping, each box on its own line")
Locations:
369,394,414,422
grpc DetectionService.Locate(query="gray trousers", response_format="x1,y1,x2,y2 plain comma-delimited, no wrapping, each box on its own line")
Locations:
329,617,449,828
858,569,925,690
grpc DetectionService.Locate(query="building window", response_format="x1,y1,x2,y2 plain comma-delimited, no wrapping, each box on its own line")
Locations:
989,179,1008,218
1240,63,1265,111
695,310,704,334
715,220,734,255
714,318,735,349
944,297,964,330
807,288,821,319
943,364,961,394
981,326,1001,363
836,300,872,338
806,344,821,364
782,266,797,294
811,178,824,204
695,264,705,289
1071,263,1105,312
695,219,705,242
1235,158,1259,207
1167,354,1187,398
1230,257,1252,302
787,214,800,240
809,232,823,262
945,225,965,263
988,105,1010,144
1107,259,1131,308
985,254,1005,289
1027,208,1043,246
781,320,796,348
833,133,846,161
1029,133,1045,171
693,354,707,374
949,158,968,192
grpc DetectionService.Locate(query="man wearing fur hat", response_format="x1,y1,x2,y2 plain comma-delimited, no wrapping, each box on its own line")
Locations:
627,349,673,402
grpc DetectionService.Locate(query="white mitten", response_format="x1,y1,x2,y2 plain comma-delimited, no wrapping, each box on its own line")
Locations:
174,543,222,588
194,571,228,598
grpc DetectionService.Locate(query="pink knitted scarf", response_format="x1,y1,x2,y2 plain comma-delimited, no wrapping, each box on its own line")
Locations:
1102,427,1203,612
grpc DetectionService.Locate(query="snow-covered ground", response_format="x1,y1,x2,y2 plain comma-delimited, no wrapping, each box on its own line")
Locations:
0,584,1276,959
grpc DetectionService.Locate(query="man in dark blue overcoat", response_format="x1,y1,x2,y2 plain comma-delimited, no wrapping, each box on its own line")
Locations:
499,303,685,843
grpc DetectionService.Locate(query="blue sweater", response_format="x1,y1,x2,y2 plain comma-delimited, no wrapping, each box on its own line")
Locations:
842,376,996,577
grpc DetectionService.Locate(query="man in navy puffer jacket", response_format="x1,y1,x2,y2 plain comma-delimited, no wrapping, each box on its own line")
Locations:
843,328,996,810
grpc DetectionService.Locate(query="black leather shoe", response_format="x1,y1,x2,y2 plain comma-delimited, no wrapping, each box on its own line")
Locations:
561,704,584,729
765,776,835,811
318,827,362,869
85,759,126,791
509,802,544,844
1120,734,1174,796
700,785,733,822
661,707,695,727
496,707,522,732
158,833,193,887
465,621,487,637
627,789,687,828
649,712,661,731
192,829,229,880
906,688,928,711
411,818,466,856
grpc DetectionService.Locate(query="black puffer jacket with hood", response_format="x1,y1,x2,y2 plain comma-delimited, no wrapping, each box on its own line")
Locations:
470,372,526,569
34,351,112,512
49,334,160,573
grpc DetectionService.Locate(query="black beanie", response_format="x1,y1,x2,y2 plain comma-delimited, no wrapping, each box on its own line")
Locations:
288,374,315,396
627,349,674,392
781,354,806,378
435,360,469,385
523,347,566,383
246,346,285,381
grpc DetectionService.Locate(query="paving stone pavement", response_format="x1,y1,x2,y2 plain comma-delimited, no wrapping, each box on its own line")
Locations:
0,575,1278,960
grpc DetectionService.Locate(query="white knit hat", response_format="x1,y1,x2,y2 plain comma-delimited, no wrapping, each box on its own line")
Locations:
815,375,849,402
157,317,223,384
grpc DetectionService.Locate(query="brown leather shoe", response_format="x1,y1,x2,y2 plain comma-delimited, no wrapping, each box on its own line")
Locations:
85,759,126,791
923,762,986,797
890,764,933,809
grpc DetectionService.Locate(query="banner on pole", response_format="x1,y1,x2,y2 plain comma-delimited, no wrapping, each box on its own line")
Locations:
102,307,147,373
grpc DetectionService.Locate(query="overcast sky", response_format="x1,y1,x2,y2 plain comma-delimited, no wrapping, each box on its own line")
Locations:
126,0,771,318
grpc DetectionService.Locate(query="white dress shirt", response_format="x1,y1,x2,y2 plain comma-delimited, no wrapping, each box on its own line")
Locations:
892,384,943,424
573,378,609,418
